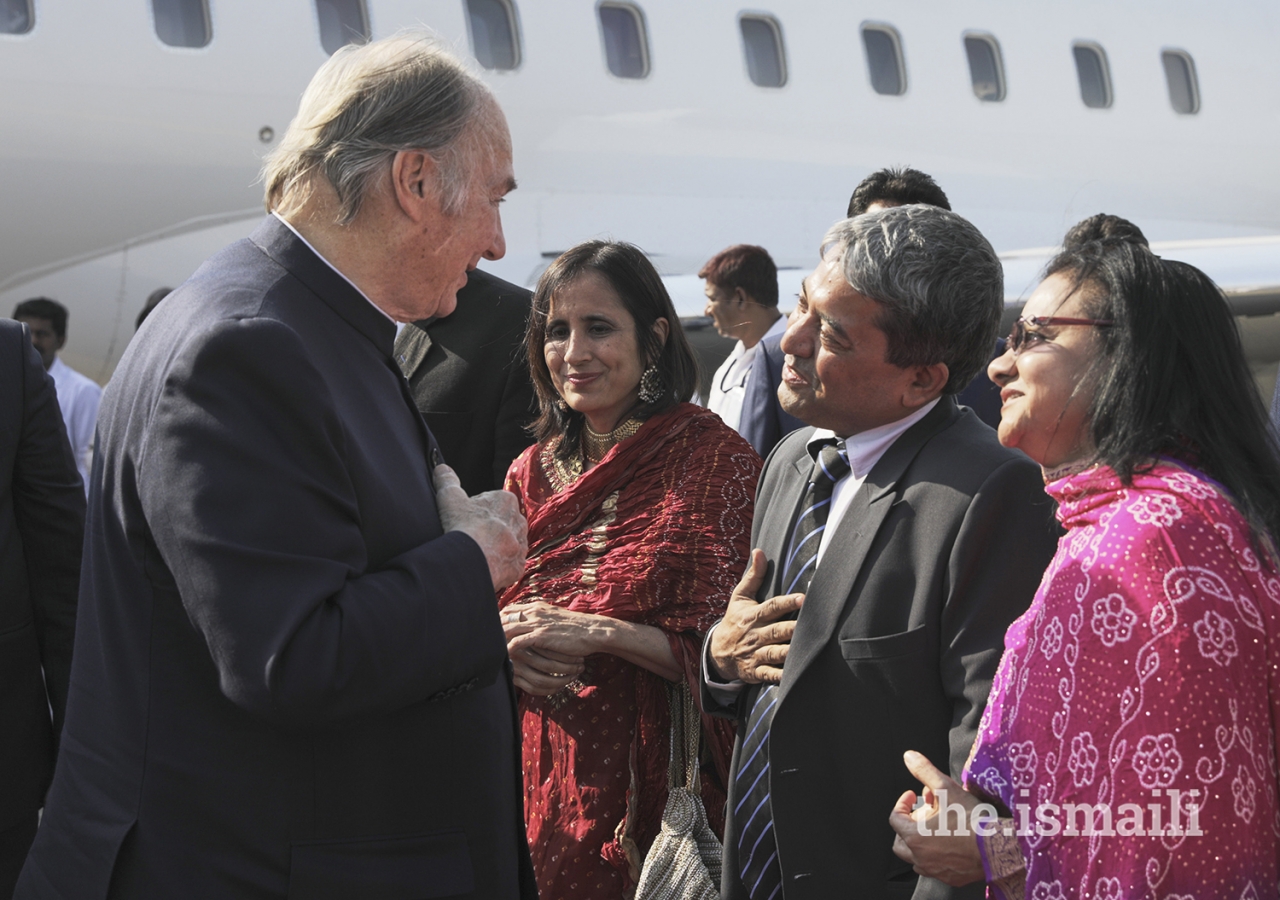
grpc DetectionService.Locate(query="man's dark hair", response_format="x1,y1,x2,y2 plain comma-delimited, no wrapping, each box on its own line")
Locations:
13,297,68,339
1047,239,1280,547
526,241,700,459
1062,213,1149,250
137,287,173,331
847,167,952,218
697,244,779,308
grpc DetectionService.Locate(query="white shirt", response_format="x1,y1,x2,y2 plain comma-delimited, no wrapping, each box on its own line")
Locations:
706,315,787,433
271,212,394,325
49,356,102,495
704,397,940,694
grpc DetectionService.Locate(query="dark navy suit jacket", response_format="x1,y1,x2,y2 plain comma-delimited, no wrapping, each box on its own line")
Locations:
738,333,804,459
0,320,82,835
18,218,536,900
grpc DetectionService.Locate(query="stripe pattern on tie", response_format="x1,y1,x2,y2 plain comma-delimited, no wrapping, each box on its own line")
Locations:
734,441,850,899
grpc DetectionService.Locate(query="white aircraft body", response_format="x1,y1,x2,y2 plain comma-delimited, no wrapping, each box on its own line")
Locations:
2,1,1278,393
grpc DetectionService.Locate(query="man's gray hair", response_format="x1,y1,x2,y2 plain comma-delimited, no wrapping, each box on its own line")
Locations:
822,205,1003,393
263,31,499,224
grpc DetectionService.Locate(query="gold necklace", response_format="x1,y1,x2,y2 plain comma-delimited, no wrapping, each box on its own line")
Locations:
582,417,642,464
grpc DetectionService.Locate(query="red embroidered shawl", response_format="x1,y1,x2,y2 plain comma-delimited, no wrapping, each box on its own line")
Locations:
501,403,760,898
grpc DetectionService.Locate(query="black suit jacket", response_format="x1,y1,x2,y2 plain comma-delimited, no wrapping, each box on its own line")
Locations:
395,269,535,495
739,332,806,459
0,320,83,829
18,217,536,900
704,398,1059,900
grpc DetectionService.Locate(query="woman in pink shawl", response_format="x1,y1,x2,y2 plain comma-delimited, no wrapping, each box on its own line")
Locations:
889,225,1280,898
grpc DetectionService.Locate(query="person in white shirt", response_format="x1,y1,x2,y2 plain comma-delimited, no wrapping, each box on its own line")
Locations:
13,298,101,494
699,244,785,437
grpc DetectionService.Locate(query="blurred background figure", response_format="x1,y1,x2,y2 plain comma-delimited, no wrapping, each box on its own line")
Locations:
699,244,784,445
0,319,83,898
135,287,172,331
12,298,101,494
395,268,536,495
499,240,760,898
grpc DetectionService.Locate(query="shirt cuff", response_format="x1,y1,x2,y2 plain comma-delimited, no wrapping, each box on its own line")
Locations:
703,622,745,703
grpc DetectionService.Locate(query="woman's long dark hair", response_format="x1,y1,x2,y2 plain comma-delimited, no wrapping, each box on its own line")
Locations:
1048,238,1280,545
525,240,701,459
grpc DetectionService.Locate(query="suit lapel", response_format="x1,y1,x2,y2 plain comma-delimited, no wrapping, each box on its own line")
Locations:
779,398,960,695
752,437,815,601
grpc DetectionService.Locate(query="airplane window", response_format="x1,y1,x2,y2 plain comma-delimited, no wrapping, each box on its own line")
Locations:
0,0,33,35
740,15,787,88
1162,49,1200,114
316,0,369,55
598,3,649,79
466,0,521,71
963,33,1006,102
152,0,211,48
861,24,906,96
1072,42,1112,109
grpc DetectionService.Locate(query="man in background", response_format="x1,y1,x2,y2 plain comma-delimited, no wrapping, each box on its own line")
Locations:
12,298,101,493
0,319,83,897
396,268,535,495
700,244,786,438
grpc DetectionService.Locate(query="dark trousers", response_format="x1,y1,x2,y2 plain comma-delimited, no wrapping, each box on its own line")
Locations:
0,815,37,900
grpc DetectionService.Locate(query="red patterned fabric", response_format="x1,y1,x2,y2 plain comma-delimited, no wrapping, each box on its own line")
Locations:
965,460,1280,899
501,403,760,898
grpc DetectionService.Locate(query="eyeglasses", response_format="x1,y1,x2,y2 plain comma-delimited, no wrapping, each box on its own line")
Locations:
1007,316,1114,354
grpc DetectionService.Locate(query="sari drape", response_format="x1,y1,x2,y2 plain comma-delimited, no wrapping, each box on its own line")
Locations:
501,403,761,898
964,461,1280,899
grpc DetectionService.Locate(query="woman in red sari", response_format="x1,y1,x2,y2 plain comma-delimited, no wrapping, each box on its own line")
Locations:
500,240,761,898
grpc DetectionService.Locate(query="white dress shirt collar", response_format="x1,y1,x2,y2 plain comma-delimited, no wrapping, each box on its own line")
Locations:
806,398,940,480
271,212,394,324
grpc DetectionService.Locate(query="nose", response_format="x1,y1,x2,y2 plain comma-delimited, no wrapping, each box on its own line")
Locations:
988,341,1015,386
563,328,591,364
483,209,506,261
779,308,811,358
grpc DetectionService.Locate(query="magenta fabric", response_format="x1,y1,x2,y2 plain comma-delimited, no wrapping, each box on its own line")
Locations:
964,461,1280,899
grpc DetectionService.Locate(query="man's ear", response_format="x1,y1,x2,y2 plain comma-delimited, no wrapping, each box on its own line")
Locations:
733,287,750,307
389,149,440,221
904,362,949,407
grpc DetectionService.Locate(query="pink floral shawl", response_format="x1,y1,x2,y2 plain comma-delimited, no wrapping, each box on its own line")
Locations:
964,461,1280,899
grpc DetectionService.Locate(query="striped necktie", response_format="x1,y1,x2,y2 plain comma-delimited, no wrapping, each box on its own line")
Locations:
734,440,851,900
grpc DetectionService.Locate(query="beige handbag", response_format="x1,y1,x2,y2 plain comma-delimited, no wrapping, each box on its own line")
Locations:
634,681,723,900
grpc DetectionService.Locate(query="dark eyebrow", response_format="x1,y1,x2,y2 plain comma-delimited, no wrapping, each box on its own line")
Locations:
818,311,849,342
502,176,518,194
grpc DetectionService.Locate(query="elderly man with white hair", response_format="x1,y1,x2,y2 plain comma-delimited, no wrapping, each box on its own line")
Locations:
18,34,537,900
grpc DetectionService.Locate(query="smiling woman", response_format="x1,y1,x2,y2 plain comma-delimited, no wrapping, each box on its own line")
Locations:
500,240,762,898
891,229,1280,898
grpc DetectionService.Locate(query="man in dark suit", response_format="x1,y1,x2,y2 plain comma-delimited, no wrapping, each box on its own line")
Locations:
703,205,1059,899
395,268,535,495
0,320,83,897
18,35,536,900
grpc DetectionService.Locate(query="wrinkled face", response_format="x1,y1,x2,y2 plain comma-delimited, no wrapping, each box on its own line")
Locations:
411,114,515,320
703,281,740,338
988,272,1104,469
778,256,920,437
544,272,665,434
16,316,62,369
